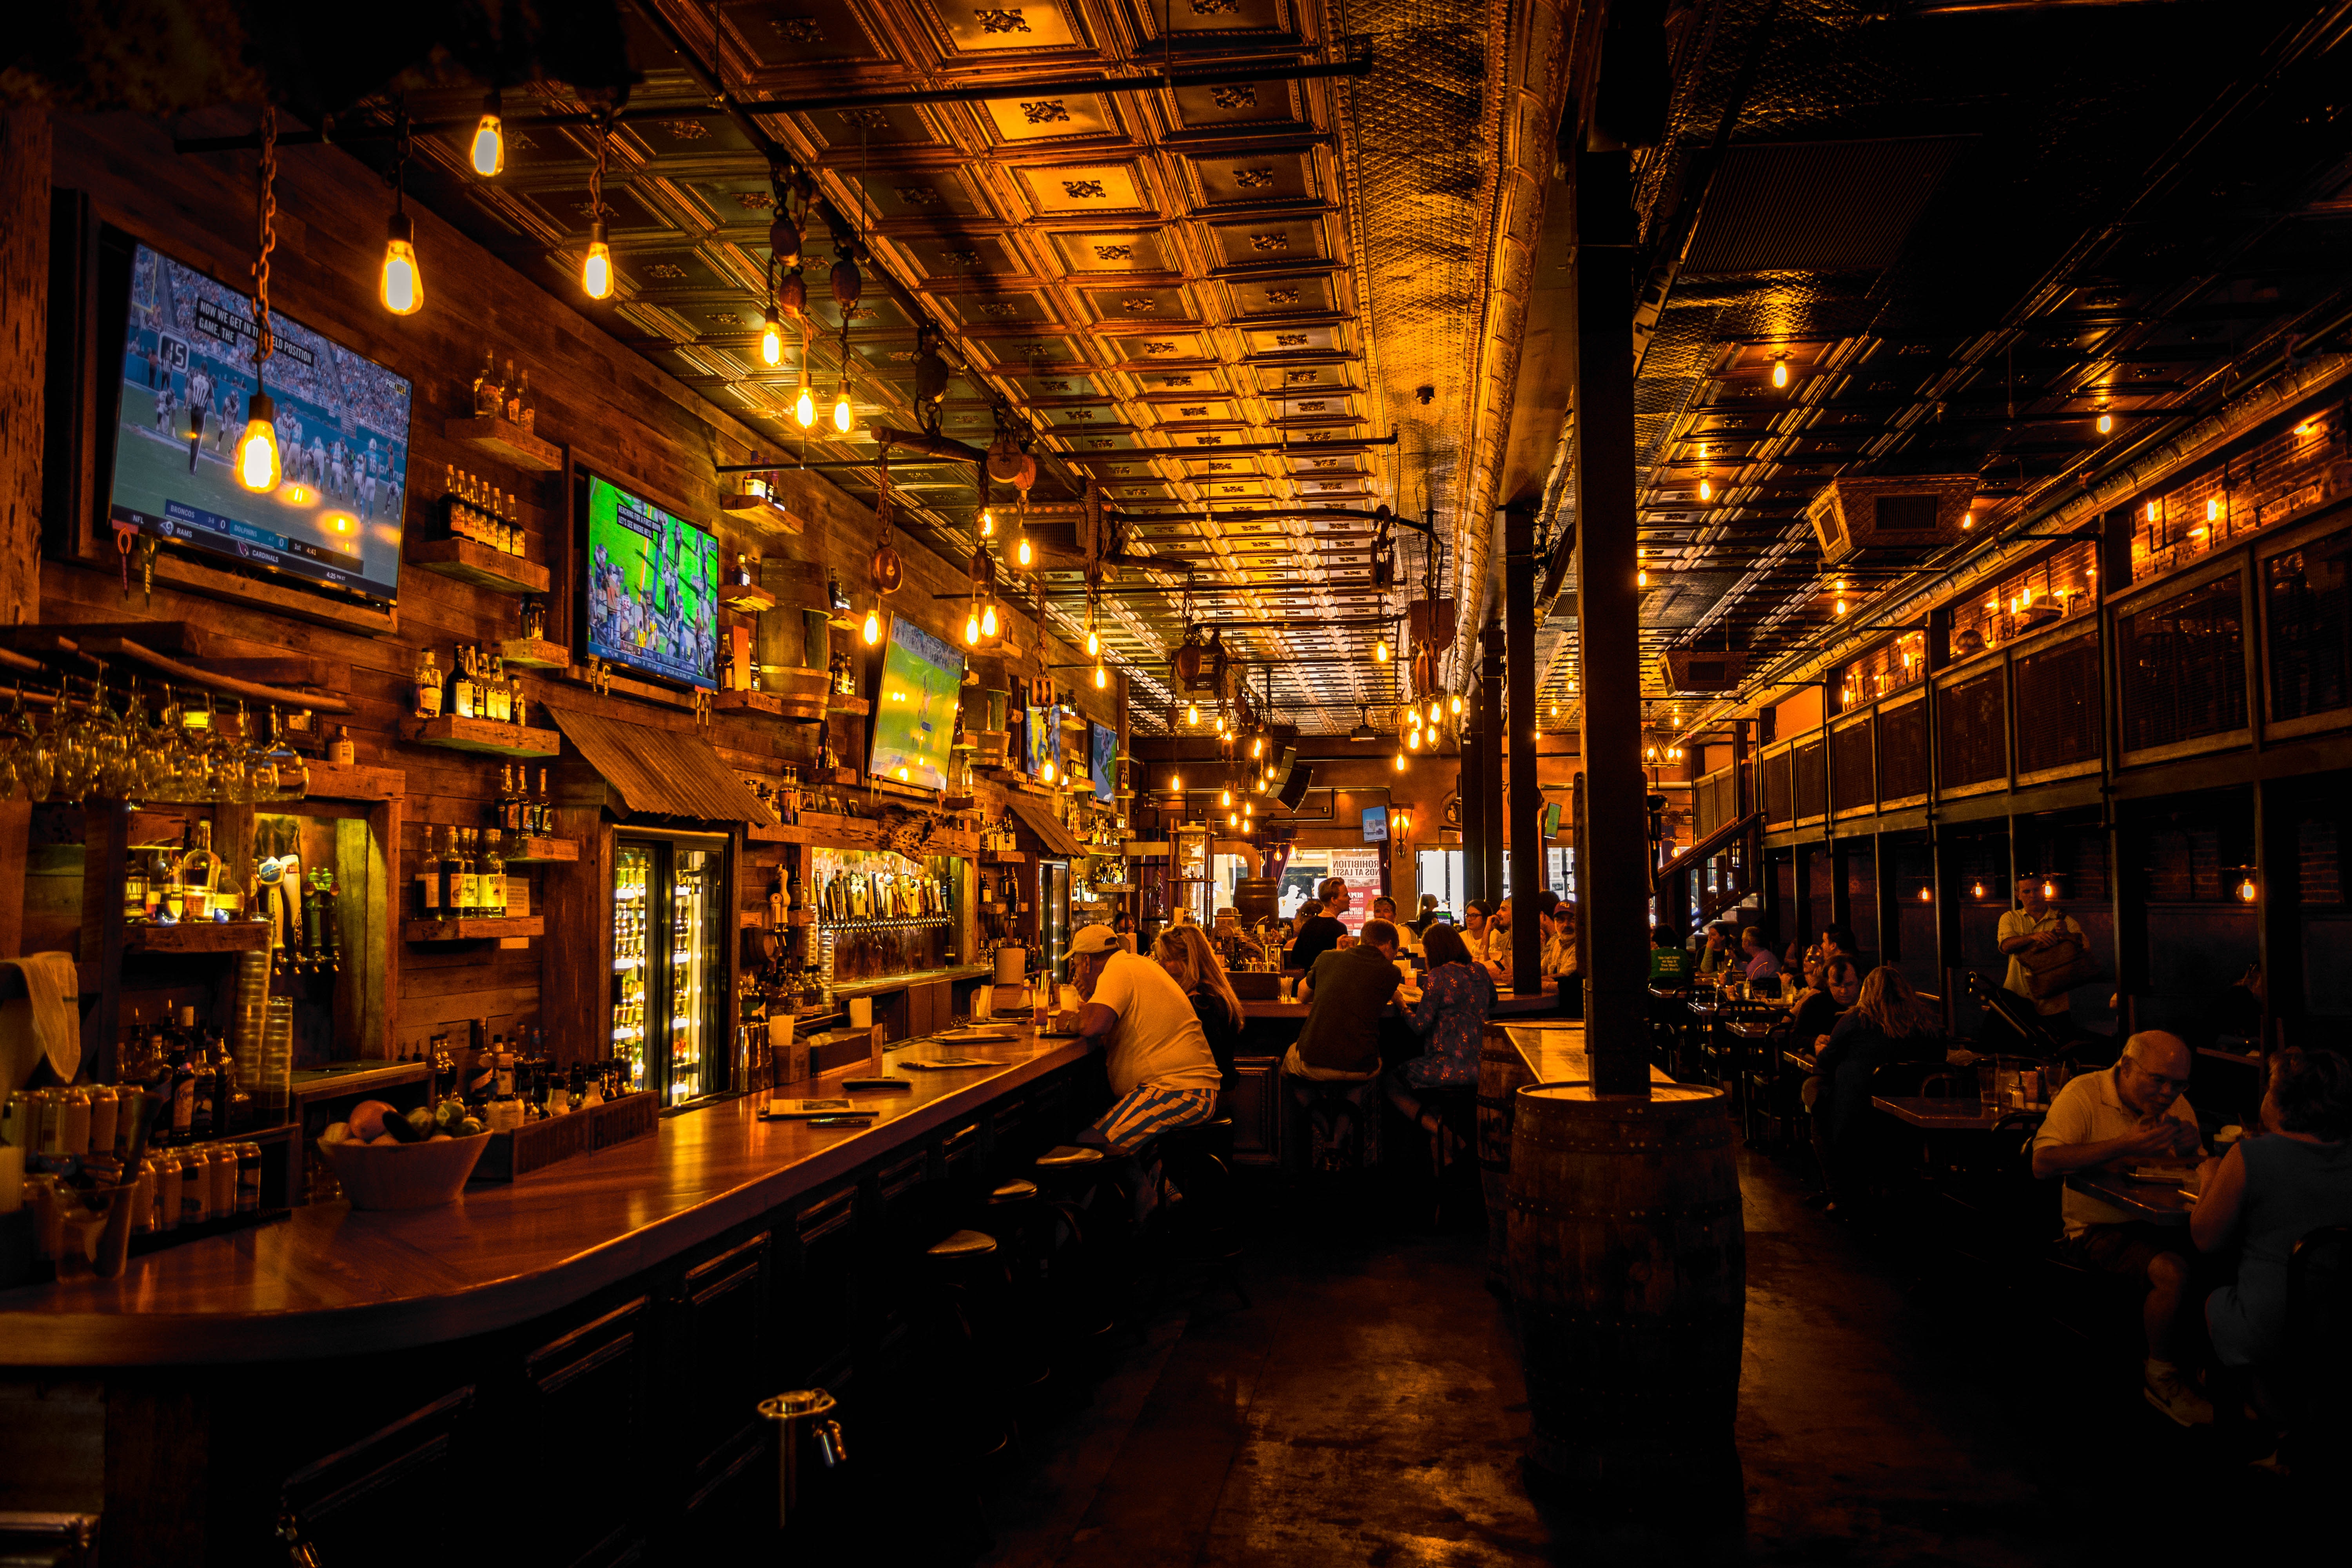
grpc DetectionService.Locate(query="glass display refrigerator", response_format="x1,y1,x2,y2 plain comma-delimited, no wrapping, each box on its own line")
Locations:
611,831,730,1103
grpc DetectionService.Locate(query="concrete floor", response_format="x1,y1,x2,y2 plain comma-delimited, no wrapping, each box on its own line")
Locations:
977,1150,2319,1567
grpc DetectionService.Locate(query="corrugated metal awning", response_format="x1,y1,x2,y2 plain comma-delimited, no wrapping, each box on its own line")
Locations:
1002,792,1086,858
546,705,778,826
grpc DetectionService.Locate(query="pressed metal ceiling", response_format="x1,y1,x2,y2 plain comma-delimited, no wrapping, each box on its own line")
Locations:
334,0,1541,737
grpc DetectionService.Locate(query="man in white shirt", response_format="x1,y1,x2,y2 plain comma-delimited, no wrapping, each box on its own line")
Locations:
1998,879,2086,1020
2031,1031,2210,1425
1068,923,1222,1154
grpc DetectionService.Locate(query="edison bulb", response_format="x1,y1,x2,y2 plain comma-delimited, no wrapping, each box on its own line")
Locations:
1428,701,1441,726
582,222,612,299
981,602,999,637
980,507,996,537
1638,568,1649,588
1918,886,1931,902
1407,727,1421,750
236,392,281,492
1697,477,1713,502
1771,359,1789,388
1086,627,1100,657
1250,736,1263,758
380,212,422,316
470,111,505,177
1373,639,1390,663
1169,773,1181,793
1220,788,1232,807
1015,534,1033,570
1228,811,1239,828
760,308,783,367
1449,694,1462,715
965,609,981,645
1187,702,1200,726
1093,662,1107,690
1393,749,1406,773
862,606,881,644
831,387,853,434
1042,759,1056,783
795,379,816,429
1962,510,1974,531
2096,412,2113,434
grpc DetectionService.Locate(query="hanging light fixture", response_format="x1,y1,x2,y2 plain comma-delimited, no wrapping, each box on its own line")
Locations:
1697,477,1713,503
1093,661,1107,690
1168,773,1182,793
1042,758,1056,784
761,304,784,367
2236,870,2259,904
980,597,1000,638
1373,636,1390,663
1449,694,1462,716
1771,355,1791,389
831,377,854,434
1228,811,1240,828
1187,701,1200,726
795,364,817,428
583,109,613,299
2096,410,2114,435
470,90,505,177
964,603,982,646
861,603,882,645
237,109,284,493
379,106,422,316
1393,746,1407,773
1220,786,1232,807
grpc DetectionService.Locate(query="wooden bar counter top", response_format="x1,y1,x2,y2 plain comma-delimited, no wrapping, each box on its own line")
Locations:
0,1028,1092,1367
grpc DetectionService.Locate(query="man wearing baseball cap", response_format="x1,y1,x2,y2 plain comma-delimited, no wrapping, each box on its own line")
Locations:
1067,922,1223,1153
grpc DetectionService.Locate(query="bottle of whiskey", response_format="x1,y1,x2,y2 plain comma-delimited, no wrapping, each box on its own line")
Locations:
517,372,536,434
474,350,501,417
415,648,443,718
457,830,481,914
535,768,552,834
503,360,521,425
453,647,478,719
483,836,506,917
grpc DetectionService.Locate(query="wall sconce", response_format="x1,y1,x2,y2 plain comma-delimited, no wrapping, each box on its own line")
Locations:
2236,870,2259,904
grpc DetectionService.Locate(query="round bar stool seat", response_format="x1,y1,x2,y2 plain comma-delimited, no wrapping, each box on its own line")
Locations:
988,1178,1041,1203
1035,1144,1105,1172
927,1228,1000,1259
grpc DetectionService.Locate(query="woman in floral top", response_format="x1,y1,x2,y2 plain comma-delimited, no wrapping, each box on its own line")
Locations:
1386,924,1496,1132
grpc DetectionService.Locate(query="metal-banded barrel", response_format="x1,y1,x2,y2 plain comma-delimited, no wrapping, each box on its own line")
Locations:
1506,1080,1744,1487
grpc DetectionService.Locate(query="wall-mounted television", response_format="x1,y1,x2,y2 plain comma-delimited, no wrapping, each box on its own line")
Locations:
1024,703,1058,779
105,240,410,607
1361,805,1389,843
868,614,965,790
580,470,720,691
1088,720,1116,804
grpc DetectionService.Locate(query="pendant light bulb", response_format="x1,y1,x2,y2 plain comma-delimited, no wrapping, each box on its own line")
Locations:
1169,773,1181,793
1086,626,1100,657
981,601,999,637
795,374,816,429
1229,811,1239,828
1428,701,1442,726
965,608,982,646
1393,748,1406,773
1771,358,1790,389
1093,662,1107,690
380,211,422,316
1015,532,1033,570
760,307,783,367
980,507,996,537
1449,694,1462,715
236,390,282,493
470,104,505,178
2096,411,2114,434
1407,726,1421,751
583,221,613,300
831,385,853,434
1220,788,1232,808
1187,702,1200,726
1373,638,1390,663
1697,477,1713,502
862,605,882,645
1042,759,1056,784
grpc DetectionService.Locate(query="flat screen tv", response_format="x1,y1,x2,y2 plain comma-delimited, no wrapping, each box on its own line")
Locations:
868,614,965,790
581,471,720,691
107,240,410,606
1361,805,1388,842
1088,720,1116,804
1024,703,1058,780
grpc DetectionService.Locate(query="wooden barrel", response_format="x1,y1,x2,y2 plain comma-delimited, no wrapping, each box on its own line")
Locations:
1476,1023,1534,1291
1507,1079,1744,1487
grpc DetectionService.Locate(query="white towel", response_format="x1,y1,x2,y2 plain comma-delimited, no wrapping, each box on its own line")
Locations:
0,953,82,1091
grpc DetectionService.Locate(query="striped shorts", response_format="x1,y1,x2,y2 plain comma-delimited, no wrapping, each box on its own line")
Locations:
1090,1084,1218,1154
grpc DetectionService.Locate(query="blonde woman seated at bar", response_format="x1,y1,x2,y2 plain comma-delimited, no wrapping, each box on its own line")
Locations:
1154,923,1243,1091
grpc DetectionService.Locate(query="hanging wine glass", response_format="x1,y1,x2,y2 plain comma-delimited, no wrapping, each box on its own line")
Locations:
14,692,53,803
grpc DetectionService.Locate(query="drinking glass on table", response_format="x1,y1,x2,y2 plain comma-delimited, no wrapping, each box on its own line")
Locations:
1977,1058,1999,1107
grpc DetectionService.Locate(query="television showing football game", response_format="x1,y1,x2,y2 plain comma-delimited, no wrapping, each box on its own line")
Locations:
867,614,965,791
581,472,720,691
108,241,410,606
1089,720,1116,804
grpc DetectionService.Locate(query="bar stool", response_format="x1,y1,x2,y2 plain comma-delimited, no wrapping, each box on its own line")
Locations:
918,1229,1016,1463
1413,1087,1481,1230
1030,1145,1122,1377
1151,1117,1249,1310
979,1179,1058,1414
1286,1076,1383,1174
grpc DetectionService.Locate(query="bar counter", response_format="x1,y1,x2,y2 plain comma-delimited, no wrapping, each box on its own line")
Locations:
0,1029,1093,1365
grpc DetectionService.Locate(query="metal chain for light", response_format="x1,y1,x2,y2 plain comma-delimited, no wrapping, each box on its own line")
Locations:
251,106,277,370
589,107,609,232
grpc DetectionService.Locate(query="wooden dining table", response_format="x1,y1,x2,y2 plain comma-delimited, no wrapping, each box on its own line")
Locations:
1871,1095,2020,1131
2067,1167,2199,1225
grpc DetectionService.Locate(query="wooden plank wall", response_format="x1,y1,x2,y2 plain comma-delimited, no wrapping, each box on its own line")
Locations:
28,111,1124,1063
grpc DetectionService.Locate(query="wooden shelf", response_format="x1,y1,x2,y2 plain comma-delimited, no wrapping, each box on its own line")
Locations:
499,837,580,864
717,495,805,535
123,920,272,956
828,695,872,717
409,536,551,596
746,820,792,843
497,636,570,670
402,916,546,943
443,416,563,471
820,766,860,785
718,583,777,614
982,851,1029,864
299,760,406,802
400,715,561,759
713,688,789,715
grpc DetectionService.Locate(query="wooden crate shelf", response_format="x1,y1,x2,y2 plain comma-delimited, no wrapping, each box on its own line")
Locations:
443,416,564,471
402,915,546,943
982,851,1030,864
717,495,805,535
123,920,272,956
401,715,561,759
409,536,551,596
299,760,406,802
828,695,871,717
496,636,570,670
746,820,792,843
719,583,777,614
499,837,580,864
713,688,789,715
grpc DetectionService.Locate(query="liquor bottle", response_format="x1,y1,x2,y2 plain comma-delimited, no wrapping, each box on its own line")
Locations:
183,1007,217,1143
438,826,461,920
510,676,528,730
453,648,478,719
181,822,217,921
483,835,506,918
530,768,549,835
457,830,481,914
733,554,754,588
517,372,536,434
520,596,546,642
486,656,512,723
415,648,443,718
493,1034,516,1099
165,1034,196,1146
502,359,521,425
124,853,148,922
474,350,501,417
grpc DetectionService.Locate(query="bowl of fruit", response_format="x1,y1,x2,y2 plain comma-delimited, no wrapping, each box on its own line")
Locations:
316,1099,491,1210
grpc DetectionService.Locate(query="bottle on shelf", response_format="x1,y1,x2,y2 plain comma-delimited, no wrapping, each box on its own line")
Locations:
485,654,512,724
453,647,479,719
517,372,536,434
519,595,546,642
473,350,501,418
482,835,506,918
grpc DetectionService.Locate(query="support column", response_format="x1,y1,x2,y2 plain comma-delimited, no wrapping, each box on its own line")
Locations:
1478,624,1505,905
0,107,50,961
1572,148,1648,1098
1506,499,1543,991
1461,702,1488,907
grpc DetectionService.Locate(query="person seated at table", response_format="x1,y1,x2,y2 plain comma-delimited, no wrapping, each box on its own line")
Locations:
1066,924,1224,1157
1386,924,1495,1142
1154,923,1244,1091
1111,910,1138,954
1283,918,1406,1082
1534,893,1577,980
1371,895,1422,955
2193,1046,2352,1447
1649,926,1691,987
1695,921,1736,981
1287,879,1352,972
1789,957,1862,1061
1461,899,1507,982
1409,893,1443,936
1741,926,1784,990
2032,1030,2211,1426
1803,966,1944,1214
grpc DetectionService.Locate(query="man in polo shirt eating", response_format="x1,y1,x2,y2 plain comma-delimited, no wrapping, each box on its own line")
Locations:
2032,1031,2210,1425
